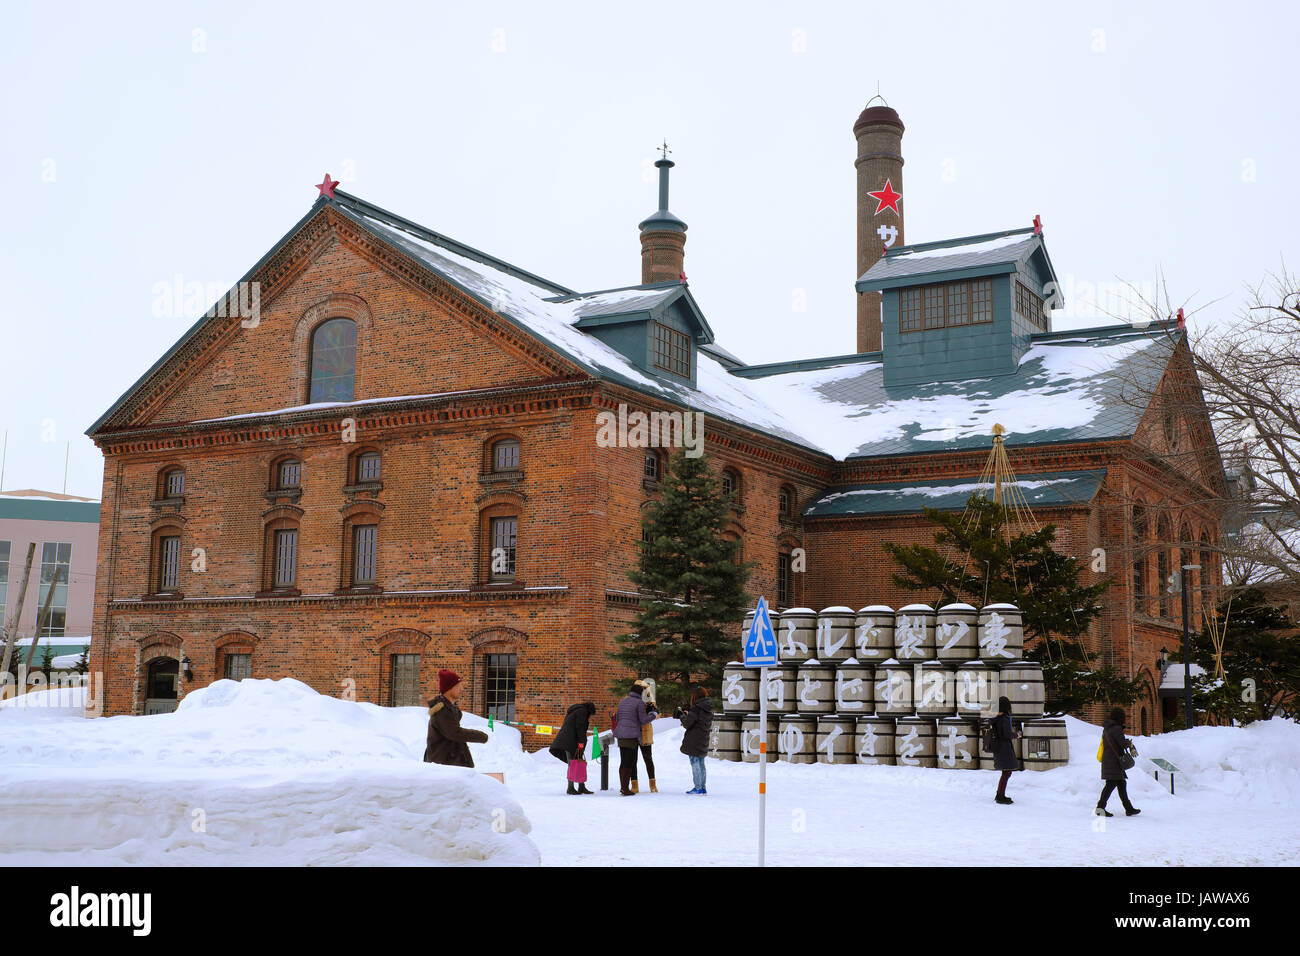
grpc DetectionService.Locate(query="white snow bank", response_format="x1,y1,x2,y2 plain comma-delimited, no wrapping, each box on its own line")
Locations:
0,678,538,866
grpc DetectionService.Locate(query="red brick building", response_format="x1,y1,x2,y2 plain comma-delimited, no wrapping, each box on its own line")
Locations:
86,105,1224,738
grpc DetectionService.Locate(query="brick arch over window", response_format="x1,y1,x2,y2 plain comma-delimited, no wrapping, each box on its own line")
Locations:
373,629,432,709
339,498,385,591
476,492,526,584
139,631,184,659
466,628,529,717
260,504,304,595
484,432,523,474
292,294,372,405
156,463,186,500
146,515,187,600
215,631,258,681
373,628,431,655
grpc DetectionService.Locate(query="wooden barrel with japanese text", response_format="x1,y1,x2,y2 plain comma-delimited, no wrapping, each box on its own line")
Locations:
935,603,980,660
978,604,1024,661
853,606,895,662
815,607,856,664
893,604,937,661
816,715,856,765
935,716,980,769
894,716,937,768
854,716,896,765
778,714,817,764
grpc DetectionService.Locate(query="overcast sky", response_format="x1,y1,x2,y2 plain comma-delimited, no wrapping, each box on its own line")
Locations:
2,0,1296,499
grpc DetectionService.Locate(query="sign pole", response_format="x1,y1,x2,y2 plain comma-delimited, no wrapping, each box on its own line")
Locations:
758,663,768,868
744,595,777,869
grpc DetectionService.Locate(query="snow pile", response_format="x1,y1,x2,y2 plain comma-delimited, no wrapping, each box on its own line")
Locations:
0,684,88,717
0,678,538,866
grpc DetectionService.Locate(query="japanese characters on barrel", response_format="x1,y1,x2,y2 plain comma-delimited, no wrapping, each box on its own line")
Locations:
708,602,1066,770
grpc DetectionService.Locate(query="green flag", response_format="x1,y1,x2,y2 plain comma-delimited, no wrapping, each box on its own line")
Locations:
590,726,601,760
488,714,494,731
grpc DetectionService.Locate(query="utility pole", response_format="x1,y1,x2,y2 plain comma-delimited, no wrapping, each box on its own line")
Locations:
1180,563,1200,729
0,542,37,682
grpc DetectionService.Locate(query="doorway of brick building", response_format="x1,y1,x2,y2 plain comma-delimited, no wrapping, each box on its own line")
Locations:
143,658,179,714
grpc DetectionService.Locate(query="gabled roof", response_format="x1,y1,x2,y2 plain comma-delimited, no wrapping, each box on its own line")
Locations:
87,187,1180,469
802,469,1107,518
856,227,1058,292
547,281,716,343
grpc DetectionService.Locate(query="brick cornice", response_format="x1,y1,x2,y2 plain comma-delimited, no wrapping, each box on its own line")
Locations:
107,586,570,613
93,380,603,456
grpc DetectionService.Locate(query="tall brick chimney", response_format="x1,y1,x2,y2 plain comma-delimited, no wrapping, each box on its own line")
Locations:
854,103,905,352
639,156,687,284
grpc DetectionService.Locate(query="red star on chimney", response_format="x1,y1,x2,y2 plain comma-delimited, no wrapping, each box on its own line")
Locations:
1033,214,1043,236
1176,308,1186,330
316,174,340,198
867,179,902,216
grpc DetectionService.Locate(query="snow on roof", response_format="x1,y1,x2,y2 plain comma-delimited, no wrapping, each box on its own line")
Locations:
1159,662,1209,691
804,469,1106,517
860,231,1039,284
334,201,823,454
744,331,1170,460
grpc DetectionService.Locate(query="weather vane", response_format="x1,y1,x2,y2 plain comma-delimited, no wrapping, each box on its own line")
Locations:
658,139,672,161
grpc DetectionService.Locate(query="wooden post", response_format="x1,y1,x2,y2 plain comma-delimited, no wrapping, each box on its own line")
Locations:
25,563,64,672
0,542,36,682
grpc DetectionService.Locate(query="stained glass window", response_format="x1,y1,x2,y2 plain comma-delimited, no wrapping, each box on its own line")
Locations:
309,318,357,403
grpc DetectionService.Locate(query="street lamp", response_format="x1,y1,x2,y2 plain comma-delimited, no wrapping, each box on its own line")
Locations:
1180,564,1200,729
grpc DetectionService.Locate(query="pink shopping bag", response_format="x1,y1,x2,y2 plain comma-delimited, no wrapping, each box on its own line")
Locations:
566,758,587,783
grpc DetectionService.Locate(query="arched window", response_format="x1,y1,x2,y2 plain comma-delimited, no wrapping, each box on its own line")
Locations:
159,467,185,499
491,438,520,473
309,318,357,403
643,449,662,483
1131,504,1148,614
721,467,741,502
352,449,381,484
149,520,185,598
779,485,797,519
1155,512,1171,618
274,457,302,491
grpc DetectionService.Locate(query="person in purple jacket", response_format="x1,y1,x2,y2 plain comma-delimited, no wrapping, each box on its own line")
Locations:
613,683,655,795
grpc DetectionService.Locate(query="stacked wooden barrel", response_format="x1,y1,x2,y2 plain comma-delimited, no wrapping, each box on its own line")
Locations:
714,601,1066,770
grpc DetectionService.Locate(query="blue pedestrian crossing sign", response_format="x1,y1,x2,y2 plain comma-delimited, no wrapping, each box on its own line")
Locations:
744,596,779,668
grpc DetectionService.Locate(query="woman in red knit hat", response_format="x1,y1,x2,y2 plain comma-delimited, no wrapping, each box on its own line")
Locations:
423,669,489,767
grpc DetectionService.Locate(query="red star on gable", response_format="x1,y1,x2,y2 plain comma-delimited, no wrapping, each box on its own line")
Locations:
316,173,340,198
867,179,902,216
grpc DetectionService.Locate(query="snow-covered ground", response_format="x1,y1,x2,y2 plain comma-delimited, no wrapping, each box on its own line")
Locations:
2,679,1296,866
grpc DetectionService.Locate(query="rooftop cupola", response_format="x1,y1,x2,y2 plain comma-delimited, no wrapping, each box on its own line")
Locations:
638,143,688,285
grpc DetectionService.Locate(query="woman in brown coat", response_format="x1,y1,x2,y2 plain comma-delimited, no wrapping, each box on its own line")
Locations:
423,669,490,768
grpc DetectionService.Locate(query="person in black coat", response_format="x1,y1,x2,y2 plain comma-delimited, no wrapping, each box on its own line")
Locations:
1096,707,1141,817
549,701,596,795
991,695,1022,805
678,687,714,795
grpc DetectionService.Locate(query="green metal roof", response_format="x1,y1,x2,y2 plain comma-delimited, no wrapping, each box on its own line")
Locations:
0,497,101,524
803,469,1107,518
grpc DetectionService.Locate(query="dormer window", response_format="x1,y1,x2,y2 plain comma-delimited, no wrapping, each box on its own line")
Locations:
900,279,994,334
652,322,691,378
1015,280,1047,331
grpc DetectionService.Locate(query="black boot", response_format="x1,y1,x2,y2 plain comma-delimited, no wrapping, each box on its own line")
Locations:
1125,807,1141,816
566,781,577,795
577,783,593,794
619,768,633,796
1095,807,1114,817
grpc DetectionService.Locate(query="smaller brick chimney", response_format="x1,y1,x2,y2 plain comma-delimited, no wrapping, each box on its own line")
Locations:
638,155,687,284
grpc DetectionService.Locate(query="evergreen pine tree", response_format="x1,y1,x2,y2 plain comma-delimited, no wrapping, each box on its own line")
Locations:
1171,588,1300,726
883,494,1143,715
610,450,753,712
